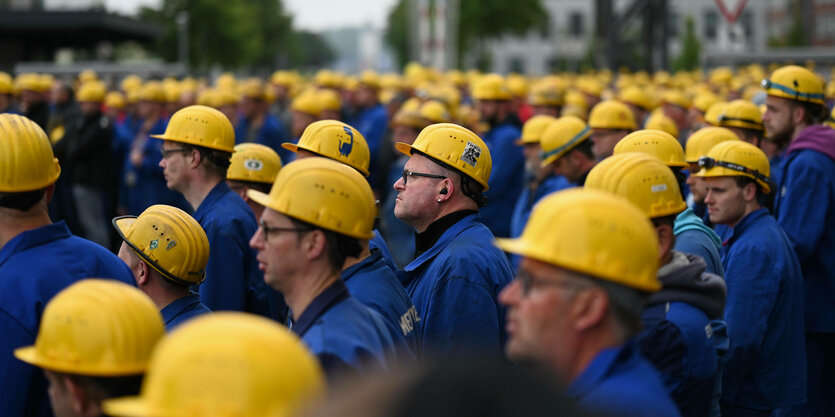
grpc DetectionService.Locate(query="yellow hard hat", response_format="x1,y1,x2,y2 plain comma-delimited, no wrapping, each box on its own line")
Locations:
215,73,237,90
105,91,126,110
76,81,107,103
227,143,282,184
762,65,825,106
588,100,637,130
126,88,141,104
518,114,558,145
644,112,679,138
151,105,235,152
113,205,210,285
270,70,296,87
496,188,661,292
703,102,728,126
240,79,265,100
395,123,492,190
578,78,604,98
164,83,181,104
16,73,41,92
78,69,98,83
661,90,690,109
14,279,164,376
617,85,653,111
317,89,341,112
121,75,143,92
214,88,240,108
694,140,772,194
249,157,376,239
586,152,686,218
283,120,369,176
718,99,764,131
102,313,325,417
506,74,528,98
684,126,740,164
0,114,61,192
138,82,166,103
529,80,565,107
614,129,686,168
472,74,511,101
290,91,322,117
359,70,381,90
539,116,592,167
0,72,13,94
691,92,721,113
37,74,54,93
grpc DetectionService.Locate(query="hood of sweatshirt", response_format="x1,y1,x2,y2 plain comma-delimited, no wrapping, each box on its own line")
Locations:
647,251,727,319
786,125,835,161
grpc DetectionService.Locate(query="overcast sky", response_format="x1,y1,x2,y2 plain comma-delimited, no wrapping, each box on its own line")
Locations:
101,0,397,32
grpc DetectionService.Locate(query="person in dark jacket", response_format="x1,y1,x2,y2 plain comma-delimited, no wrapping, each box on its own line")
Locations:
763,65,835,417
696,140,806,416
585,152,727,417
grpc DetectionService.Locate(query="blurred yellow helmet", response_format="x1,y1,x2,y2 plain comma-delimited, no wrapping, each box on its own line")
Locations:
691,92,721,113
694,140,772,194
661,90,690,109
718,99,764,131
105,91,126,110
76,81,107,103
684,126,740,165
496,188,660,292
113,205,209,285
103,313,325,417
249,157,376,239
518,114,558,145
317,89,342,112
290,91,322,117
472,74,511,101
614,129,686,168
617,85,653,111
529,80,565,107
151,105,235,152
586,152,686,218
0,72,14,94
703,102,728,126
762,65,825,106
588,100,637,130
227,143,282,184
0,114,61,192
539,116,591,167
283,120,370,177
14,279,164,376
644,112,679,138
138,82,166,103
121,75,143,93
395,123,492,190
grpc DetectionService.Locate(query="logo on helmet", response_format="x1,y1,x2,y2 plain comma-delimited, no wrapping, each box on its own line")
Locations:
461,141,481,167
339,126,354,157
244,158,263,171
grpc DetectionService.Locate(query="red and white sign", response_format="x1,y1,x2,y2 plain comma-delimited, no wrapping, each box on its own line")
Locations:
715,0,749,24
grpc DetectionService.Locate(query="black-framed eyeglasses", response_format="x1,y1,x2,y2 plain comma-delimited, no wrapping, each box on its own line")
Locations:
402,169,446,185
697,156,772,186
518,271,583,296
160,148,192,158
258,220,310,239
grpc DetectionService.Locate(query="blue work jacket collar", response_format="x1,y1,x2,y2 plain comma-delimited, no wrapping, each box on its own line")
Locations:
565,342,632,400
160,293,202,326
193,181,231,222
291,279,350,338
403,213,480,273
341,250,382,283
0,221,70,267
723,208,769,248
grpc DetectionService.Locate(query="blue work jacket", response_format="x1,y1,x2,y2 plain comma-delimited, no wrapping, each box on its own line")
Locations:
720,208,806,410
292,280,403,378
479,122,524,238
120,118,189,215
193,182,286,321
352,104,388,186
342,249,420,355
0,222,134,417
509,174,572,269
235,114,291,163
369,229,396,271
161,293,212,331
565,342,682,417
774,148,835,333
673,207,724,276
398,213,514,356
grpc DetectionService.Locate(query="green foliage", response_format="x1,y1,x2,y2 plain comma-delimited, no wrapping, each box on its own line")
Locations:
385,0,547,69
289,31,337,70
672,16,700,72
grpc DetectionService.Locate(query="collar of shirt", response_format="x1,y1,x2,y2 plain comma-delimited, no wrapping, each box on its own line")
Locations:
290,279,351,337
0,221,71,267
414,210,477,258
193,181,232,222
725,207,769,248
160,293,203,325
405,212,480,272
341,249,382,283
564,343,631,400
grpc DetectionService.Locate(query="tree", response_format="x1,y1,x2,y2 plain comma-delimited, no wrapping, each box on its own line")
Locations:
288,31,336,70
385,0,547,69
672,16,700,72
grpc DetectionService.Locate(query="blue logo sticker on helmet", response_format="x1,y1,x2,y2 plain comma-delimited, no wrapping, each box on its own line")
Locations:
339,126,354,157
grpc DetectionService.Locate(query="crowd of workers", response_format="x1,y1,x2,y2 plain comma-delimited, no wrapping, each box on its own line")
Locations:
0,61,833,417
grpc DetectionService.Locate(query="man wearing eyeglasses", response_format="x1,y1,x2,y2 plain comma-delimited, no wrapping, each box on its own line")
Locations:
695,141,805,416
497,188,681,417
156,105,286,323
392,123,514,357
763,65,835,417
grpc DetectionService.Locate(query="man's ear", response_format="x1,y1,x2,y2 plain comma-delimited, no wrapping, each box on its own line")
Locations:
65,376,101,417
655,223,675,261
742,181,758,202
136,260,150,286
571,287,609,333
